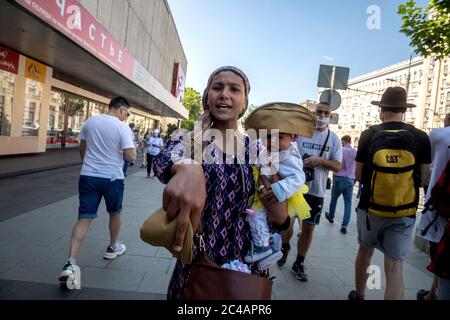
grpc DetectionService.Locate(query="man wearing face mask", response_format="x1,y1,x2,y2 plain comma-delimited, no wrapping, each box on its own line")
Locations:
278,102,342,282
147,128,164,178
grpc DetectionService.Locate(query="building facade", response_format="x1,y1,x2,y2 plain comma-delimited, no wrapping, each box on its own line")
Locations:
324,56,450,146
0,0,188,155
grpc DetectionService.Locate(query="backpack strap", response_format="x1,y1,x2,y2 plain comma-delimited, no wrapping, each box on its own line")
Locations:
319,129,331,158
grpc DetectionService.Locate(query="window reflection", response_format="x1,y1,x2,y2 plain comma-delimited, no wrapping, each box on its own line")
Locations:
0,70,15,136
22,79,42,137
47,89,107,149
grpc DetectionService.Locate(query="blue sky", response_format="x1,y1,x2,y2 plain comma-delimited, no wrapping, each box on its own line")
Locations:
167,0,428,106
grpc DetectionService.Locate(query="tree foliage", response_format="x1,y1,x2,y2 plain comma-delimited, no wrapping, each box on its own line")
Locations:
398,0,450,59
181,119,195,131
183,87,202,121
239,104,258,126
166,123,178,137
181,87,202,131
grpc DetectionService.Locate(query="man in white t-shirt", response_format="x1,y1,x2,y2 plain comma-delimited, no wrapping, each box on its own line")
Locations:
59,96,136,287
277,102,342,282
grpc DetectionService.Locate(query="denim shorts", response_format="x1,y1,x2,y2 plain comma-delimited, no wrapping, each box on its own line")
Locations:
356,208,415,261
78,175,124,219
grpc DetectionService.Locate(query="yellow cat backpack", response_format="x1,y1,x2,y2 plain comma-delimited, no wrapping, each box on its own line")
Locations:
364,126,420,218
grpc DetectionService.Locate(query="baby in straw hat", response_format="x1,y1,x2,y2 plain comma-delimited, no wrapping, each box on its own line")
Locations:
243,102,316,270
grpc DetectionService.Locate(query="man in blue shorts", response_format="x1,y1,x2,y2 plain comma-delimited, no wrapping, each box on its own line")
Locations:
59,96,136,285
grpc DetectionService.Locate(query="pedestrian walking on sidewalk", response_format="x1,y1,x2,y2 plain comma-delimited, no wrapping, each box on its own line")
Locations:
147,128,163,178
324,135,357,234
153,66,290,300
349,87,431,300
59,96,136,285
277,101,342,282
416,112,450,300
140,128,152,168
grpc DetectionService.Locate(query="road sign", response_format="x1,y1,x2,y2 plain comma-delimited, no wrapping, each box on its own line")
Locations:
330,113,339,125
317,65,350,90
319,89,341,111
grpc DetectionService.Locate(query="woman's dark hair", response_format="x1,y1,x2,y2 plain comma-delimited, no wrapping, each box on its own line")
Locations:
109,96,130,109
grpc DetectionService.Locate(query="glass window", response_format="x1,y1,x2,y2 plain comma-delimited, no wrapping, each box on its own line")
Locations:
22,79,42,136
133,114,145,136
0,70,15,136
66,95,88,147
47,90,66,148
88,100,107,117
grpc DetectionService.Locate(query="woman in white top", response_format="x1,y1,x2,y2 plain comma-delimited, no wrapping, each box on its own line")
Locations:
147,128,164,178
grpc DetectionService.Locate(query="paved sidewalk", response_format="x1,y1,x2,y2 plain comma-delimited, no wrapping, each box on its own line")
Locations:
0,168,433,299
0,149,81,179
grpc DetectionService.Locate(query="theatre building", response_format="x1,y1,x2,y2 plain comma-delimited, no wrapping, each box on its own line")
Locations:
0,0,188,155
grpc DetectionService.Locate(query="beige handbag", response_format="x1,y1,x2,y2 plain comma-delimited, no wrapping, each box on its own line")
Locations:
140,208,194,264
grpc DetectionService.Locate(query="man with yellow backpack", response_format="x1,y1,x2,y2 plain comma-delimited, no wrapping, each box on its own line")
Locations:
348,87,431,300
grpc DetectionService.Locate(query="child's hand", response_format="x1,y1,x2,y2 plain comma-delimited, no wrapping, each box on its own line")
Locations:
258,175,278,205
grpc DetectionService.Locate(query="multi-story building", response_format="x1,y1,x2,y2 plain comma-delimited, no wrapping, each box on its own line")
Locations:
0,0,188,155
323,55,450,146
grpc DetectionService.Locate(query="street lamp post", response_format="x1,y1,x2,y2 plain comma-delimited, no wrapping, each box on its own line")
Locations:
386,53,413,96
406,53,412,95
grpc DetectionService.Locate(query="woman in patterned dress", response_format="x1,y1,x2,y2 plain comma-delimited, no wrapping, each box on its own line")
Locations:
154,66,289,300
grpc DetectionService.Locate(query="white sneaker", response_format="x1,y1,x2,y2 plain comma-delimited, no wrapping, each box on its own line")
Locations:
103,241,126,260
59,263,76,282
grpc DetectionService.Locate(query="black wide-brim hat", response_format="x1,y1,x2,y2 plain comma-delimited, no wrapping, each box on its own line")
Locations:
371,86,416,108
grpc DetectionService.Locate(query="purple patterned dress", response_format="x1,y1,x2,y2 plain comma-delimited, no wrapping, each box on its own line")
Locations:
153,136,257,300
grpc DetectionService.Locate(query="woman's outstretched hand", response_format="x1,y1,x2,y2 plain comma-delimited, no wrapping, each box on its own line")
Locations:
163,162,206,253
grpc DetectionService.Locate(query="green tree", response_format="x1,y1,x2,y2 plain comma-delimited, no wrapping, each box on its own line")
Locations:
183,87,202,121
166,123,178,137
398,0,450,59
181,87,202,131
239,103,257,126
181,119,195,131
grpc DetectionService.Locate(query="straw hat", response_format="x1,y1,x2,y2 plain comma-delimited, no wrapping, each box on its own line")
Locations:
140,208,193,264
244,102,316,138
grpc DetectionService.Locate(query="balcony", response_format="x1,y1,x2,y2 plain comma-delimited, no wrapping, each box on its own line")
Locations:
1,87,13,95
26,93,41,100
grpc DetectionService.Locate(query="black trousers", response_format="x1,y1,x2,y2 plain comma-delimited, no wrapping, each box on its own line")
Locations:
146,155,155,176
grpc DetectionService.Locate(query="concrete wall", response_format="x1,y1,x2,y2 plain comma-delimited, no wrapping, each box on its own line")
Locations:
78,0,187,94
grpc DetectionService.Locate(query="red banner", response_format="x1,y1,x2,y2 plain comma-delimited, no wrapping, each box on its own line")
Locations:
0,45,20,74
15,0,134,80
171,63,186,103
